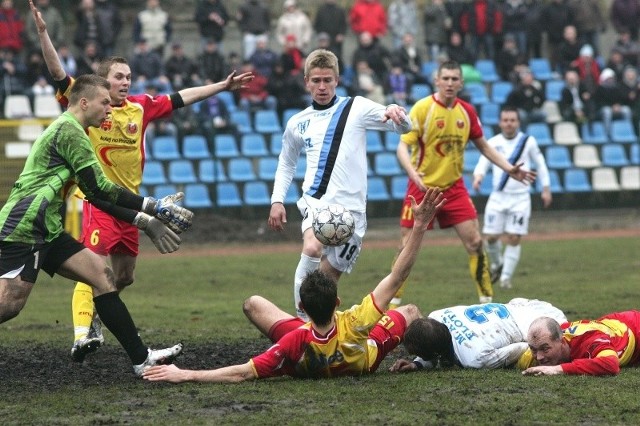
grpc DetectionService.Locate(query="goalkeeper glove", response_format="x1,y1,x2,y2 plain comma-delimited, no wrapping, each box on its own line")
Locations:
133,213,181,254
142,192,194,233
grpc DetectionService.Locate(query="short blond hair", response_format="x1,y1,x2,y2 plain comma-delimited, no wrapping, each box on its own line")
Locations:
304,49,339,78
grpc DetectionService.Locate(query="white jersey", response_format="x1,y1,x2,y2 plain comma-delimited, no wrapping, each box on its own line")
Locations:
271,96,411,213
474,131,550,194
428,298,566,369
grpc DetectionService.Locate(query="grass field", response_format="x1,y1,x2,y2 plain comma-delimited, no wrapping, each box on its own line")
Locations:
1,232,639,425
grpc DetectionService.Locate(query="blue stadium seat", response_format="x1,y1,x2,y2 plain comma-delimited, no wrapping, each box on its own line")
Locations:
464,82,489,105
545,146,573,169
601,144,630,167
367,177,390,201
214,134,239,158
480,102,500,126
563,168,592,192
240,133,269,157
475,59,500,83
526,122,553,147
269,132,283,155
216,182,242,207
198,159,226,183
545,79,565,102
184,183,213,208
151,135,181,160
336,86,349,97
216,91,237,113
391,175,407,199
142,161,167,185
610,120,638,144
257,156,279,180
227,158,256,182
385,131,401,151
374,152,402,176
478,172,493,195
254,109,282,134
631,144,640,165
537,169,563,193
138,185,149,197
410,83,432,101
529,58,553,81
153,184,178,199
282,108,302,125
243,181,271,205
491,81,513,104
463,174,477,196
230,110,253,133
421,61,438,82
581,121,608,145
182,134,211,159
482,125,494,139
464,149,482,173
168,159,197,184
366,130,385,153
285,184,300,203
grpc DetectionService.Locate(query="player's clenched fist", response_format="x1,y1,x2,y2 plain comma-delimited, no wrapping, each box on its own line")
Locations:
142,192,194,233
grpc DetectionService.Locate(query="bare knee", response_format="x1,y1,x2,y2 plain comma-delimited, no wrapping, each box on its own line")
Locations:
243,295,266,320
0,297,28,324
465,235,484,254
114,275,134,291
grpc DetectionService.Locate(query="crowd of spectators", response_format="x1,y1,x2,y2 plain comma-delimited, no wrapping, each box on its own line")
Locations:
3,0,640,140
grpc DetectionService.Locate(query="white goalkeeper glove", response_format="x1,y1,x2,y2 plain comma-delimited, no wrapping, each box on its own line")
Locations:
142,192,194,233
133,213,181,254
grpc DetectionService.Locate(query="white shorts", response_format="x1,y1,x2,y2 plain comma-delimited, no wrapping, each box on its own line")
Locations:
482,191,531,236
297,196,366,273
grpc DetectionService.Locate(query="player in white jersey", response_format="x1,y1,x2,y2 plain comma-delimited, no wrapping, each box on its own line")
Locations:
472,106,552,289
389,298,567,371
268,49,411,319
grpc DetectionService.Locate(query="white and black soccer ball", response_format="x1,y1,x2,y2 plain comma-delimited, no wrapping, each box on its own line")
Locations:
312,204,355,246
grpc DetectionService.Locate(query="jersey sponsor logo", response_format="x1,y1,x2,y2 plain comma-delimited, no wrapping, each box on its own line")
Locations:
298,120,310,135
98,145,133,166
127,122,138,135
306,348,345,369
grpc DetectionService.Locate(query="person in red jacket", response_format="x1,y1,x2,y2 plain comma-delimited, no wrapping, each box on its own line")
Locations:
519,311,640,376
0,0,24,54
349,0,387,39
460,0,503,60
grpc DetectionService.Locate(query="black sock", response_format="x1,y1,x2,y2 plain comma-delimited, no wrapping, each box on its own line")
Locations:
93,292,148,365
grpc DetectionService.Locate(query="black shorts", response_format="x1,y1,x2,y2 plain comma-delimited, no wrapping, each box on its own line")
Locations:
0,233,85,283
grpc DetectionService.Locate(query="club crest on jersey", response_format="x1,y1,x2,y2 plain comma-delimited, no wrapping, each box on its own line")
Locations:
100,117,113,131
298,120,310,135
456,119,464,129
127,122,138,134
436,119,445,129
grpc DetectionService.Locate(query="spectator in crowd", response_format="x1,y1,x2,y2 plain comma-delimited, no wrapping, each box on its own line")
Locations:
93,0,121,57
313,0,347,66
594,67,633,135
559,69,595,124
164,42,199,91
315,32,345,75
612,28,640,67
237,61,277,113
24,0,62,53
133,0,172,57
352,59,386,104
73,0,100,53
505,68,546,127
445,31,476,66
129,38,171,95
459,0,503,61
0,48,27,108
194,0,229,51
569,44,600,96
387,0,419,49
393,32,427,86
610,0,640,41
500,0,529,56
352,31,392,83
384,62,411,106
199,38,226,84
619,65,640,126
196,93,238,141
23,49,51,89
237,0,271,60
525,0,544,59
423,0,451,62
569,0,606,57
495,34,523,83
557,25,583,75
276,0,312,52
349,0,387,39
540,0,573,71
605,48,627,81
57,44,77,78
279,34,305,76
0,0,25,55
74,40,101,76
249,35,278,79
266,59,308,118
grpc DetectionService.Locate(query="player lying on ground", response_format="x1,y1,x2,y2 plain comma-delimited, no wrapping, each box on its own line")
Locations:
520,311,640,376
143,187,446,383
390,298,567,371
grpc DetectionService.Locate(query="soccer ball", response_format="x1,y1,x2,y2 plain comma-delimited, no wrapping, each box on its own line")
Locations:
312,204,355,246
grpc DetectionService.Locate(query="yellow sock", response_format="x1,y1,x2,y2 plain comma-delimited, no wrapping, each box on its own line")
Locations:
469,252,493,299
72,282,94,341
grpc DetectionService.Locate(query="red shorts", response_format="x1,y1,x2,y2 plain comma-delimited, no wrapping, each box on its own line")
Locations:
267,309,407,373
80,202,139,257
399,178,477,229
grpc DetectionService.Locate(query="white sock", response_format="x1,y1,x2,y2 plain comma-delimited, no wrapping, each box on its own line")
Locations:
501,244,521,281
485,239,503,270
294,253,321,321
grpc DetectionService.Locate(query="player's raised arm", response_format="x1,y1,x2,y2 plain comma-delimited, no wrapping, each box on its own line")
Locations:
28,0,66,81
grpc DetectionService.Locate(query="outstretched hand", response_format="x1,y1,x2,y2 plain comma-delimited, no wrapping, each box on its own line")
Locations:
508,162,537,184
223,71,254,91
410,186,446,231
28,0,47,33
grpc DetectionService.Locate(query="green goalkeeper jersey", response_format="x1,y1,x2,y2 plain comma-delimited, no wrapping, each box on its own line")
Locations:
0,111,121,244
